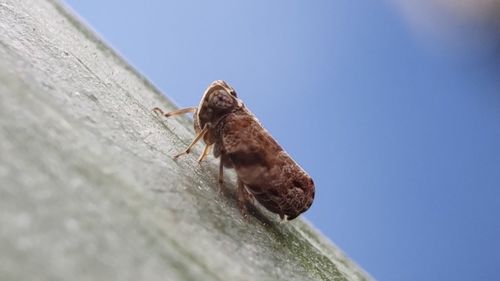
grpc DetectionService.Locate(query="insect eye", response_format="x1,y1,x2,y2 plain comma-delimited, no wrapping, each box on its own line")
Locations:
209,90,234,110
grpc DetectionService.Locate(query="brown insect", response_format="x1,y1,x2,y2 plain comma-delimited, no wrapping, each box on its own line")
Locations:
153,80,315,220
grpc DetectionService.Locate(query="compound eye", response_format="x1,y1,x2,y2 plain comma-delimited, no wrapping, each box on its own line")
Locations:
209,90,234,110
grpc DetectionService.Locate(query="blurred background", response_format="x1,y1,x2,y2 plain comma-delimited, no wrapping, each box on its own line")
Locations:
62,1,500,280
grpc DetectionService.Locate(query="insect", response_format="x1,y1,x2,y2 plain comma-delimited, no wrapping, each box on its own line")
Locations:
153,80,315,220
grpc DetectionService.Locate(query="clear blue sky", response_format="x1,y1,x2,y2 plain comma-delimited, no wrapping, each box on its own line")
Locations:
63,1,500,280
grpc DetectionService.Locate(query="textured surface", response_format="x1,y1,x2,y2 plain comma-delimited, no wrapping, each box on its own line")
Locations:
0,1,371,280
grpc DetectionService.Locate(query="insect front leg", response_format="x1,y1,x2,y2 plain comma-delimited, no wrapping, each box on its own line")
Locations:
173,124,208,159
153,106,197,118
197,144,212,163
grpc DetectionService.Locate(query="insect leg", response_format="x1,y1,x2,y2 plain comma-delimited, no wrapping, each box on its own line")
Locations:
218,158,224,185
153,107,197,118
173,124,208,159
237,178,253,219
197,144,212,163
214,159,225,193
279,213,288,222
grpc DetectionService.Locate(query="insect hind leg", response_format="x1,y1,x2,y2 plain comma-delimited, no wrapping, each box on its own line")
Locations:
237,178,254,220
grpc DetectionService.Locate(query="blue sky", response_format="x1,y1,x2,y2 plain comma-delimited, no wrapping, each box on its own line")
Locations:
63,1,500,280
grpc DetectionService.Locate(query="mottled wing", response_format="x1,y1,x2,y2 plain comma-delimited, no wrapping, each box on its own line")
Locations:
220,110,315,219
